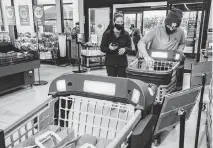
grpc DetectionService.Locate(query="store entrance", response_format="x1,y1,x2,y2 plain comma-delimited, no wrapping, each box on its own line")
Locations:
121,9,167,36
88,7,110,45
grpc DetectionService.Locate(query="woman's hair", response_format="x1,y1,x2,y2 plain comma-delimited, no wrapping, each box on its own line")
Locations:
104,24,112,34
113,11,124,22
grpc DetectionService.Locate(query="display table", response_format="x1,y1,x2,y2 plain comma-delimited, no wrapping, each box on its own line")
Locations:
200,48,212,62
81,49,105,71
0,60,40,95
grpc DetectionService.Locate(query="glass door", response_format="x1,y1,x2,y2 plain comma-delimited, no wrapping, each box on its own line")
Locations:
143,10,166,35
89,7,110,45
124,13,136,34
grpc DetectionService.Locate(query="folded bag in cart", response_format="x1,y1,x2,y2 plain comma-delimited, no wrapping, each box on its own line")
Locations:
13,125,75,148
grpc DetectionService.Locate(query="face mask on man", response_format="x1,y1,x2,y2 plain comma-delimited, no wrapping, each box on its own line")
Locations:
165,25,177,35
114,23,123,31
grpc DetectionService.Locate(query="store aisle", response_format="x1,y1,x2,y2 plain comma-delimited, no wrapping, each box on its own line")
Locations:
0,64,208,148
0,64,106,130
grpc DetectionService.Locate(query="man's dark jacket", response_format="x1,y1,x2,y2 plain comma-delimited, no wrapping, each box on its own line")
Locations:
100,28,131,66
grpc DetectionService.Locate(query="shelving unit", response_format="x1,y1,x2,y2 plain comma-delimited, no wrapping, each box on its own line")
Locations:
81,49,105,71
0,60,40,95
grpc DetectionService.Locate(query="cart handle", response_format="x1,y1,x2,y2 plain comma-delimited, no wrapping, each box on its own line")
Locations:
35,131,62,148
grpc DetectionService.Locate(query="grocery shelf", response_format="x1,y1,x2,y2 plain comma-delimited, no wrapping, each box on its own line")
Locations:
0,60,40,95
0,60,40,77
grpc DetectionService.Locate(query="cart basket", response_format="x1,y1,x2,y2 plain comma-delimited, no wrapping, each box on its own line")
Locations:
126,49,185,86
1,74,158,148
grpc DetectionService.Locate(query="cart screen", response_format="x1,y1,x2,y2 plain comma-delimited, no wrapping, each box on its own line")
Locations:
84,80,116,96
151,52,168,58
154,86,201,134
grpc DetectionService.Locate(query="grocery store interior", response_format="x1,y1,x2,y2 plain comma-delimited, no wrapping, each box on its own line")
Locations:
0,0,212,148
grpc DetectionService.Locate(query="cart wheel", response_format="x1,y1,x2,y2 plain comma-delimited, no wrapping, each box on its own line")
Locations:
153,134,161,147
153,138,161,147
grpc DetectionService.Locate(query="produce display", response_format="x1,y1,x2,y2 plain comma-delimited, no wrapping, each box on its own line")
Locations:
15,32,59,60
0,32,10,43
0,41,39,67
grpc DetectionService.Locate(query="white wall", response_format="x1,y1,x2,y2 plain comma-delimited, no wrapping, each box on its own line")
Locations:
113,1,167,14
14,0,35,33
78,0,84,33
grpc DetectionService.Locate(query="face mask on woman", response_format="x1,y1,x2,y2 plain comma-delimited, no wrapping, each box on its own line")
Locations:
114,23,124,31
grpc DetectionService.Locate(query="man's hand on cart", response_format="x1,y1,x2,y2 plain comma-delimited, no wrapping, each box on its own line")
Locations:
118,48,126,55
144,56,154,68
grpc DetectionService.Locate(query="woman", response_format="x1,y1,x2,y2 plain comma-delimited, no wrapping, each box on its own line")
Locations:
101,12,132,77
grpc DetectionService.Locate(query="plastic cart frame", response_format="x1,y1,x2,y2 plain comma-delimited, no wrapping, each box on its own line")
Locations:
0,74,158,148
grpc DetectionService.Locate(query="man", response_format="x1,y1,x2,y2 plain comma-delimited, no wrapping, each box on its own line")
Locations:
71,22,80,39
138,8,186,90
71,22,80,64
130,24,141,54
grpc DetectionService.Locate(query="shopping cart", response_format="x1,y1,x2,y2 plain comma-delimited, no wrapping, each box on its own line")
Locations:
126,49,185,103
0,74,158,148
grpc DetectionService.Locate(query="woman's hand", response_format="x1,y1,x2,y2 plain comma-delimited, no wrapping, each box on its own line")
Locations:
109,43,118,51
118,48,126,55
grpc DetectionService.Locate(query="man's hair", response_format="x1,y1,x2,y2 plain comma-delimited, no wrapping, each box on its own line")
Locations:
113,11,124,22
165,8,183,27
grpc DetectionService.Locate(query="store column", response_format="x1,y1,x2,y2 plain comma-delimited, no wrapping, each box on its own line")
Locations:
78,0,84,33
56,0,64,33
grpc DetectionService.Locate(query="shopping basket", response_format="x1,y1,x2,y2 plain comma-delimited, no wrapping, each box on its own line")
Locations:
126,49,185,102
1,74,157,148
127,49,185,86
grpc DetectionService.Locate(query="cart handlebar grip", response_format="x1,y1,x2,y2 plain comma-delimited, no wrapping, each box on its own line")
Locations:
49,74,157,111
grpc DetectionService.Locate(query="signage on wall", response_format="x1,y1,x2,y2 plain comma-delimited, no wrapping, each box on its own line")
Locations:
19,5,30,26
33,5,45,26
5,6,16,25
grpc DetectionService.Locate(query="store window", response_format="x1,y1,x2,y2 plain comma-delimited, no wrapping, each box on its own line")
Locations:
124,14,136,34
37,0,57,33
89,8,110,45
137,13,142,32
43,5,57,33
63,0,73,33
143,10,166,35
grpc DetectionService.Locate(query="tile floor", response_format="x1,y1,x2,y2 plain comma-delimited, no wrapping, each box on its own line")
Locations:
0,63,209,148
